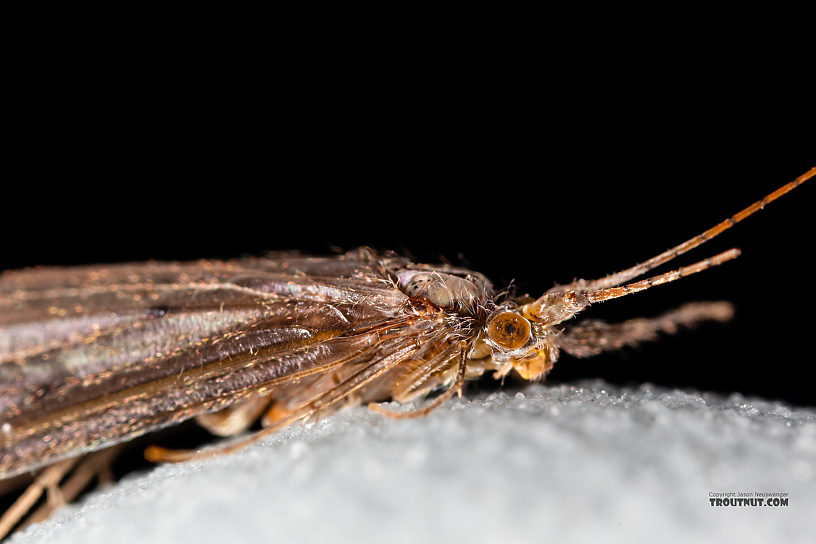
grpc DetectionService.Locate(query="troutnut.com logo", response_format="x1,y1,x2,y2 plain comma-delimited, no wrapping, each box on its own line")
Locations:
709,492,789,507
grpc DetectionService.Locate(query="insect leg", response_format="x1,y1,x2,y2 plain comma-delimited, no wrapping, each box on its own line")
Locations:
0,458,76,539
370,342,468,420
143,408,306,465
558,302,734,358
390,341,461,403
572,168,813,291
20,446,122,530
195,396,273,437
144,340,421,464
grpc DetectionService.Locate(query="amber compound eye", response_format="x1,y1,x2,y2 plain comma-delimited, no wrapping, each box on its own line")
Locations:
486,311,531,351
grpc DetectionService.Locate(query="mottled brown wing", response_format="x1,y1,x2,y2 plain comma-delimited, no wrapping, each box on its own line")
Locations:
0,251,441,477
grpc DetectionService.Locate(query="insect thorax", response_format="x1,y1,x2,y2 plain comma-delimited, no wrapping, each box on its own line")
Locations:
390,264,556,382
391,267,493,317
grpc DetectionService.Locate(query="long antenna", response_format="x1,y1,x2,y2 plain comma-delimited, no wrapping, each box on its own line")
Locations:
580,166,815,291
586,249,741,304
523,167,814,326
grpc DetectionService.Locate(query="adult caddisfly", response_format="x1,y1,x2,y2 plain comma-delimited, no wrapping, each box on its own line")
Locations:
0,167,812,537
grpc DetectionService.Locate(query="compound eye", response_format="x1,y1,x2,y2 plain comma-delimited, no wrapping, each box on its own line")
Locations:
487,311,531,351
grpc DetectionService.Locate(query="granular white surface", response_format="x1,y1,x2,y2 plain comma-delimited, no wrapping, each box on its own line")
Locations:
11,381,816,544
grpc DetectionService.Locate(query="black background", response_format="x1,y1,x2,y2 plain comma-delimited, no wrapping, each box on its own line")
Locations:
2,58,813,407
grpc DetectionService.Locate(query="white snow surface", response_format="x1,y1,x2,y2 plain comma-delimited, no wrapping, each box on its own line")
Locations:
10,381,816,544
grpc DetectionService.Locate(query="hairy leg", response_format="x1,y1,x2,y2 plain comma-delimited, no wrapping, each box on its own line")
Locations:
558,302,734,358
